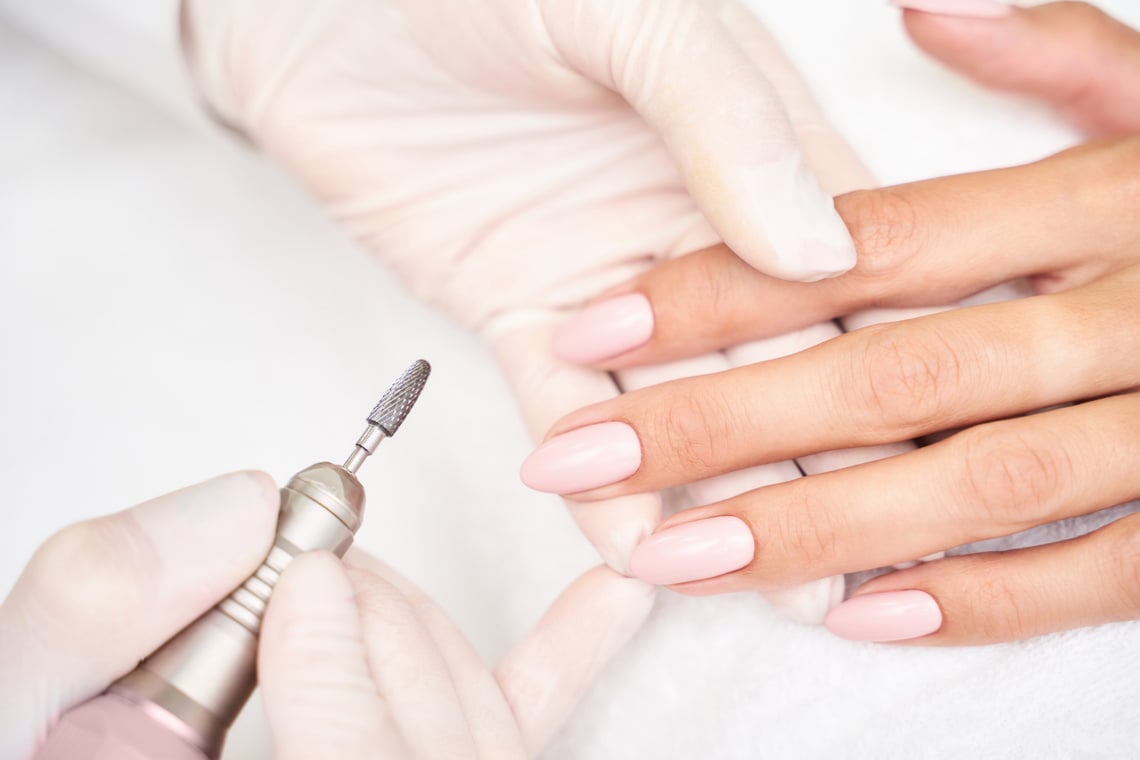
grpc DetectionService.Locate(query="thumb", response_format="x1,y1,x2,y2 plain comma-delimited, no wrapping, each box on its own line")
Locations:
897,1,1140,136
537,0,856,281
258,552,404,760
0,471,279,760
495,566,655,753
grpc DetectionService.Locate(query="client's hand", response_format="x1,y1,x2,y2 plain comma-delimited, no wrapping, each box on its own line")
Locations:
180,0,882,623
523,2,1140,645
1,473,647,759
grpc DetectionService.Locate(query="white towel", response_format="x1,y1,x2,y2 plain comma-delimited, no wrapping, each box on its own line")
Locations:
547,501,1140,759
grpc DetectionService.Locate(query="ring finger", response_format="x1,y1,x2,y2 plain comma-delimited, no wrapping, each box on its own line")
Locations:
627,391,1140,592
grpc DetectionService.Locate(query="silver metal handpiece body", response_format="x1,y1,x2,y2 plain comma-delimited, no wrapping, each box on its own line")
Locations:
110,462,367,753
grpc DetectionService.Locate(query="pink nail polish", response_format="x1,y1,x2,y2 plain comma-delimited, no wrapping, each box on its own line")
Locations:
520,421,641,493
630,516,755,585
553,293,654,364
824,590,943,642
889,0,1012,19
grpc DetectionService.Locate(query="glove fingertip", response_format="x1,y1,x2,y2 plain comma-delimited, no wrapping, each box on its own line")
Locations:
763,575,847,625
712,156,856,282
263,551,354,634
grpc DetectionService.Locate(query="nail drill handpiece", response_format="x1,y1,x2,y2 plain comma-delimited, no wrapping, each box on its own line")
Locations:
33,361,432,760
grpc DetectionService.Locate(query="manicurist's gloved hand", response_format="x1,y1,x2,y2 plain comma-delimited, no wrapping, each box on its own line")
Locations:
259,549,635,760
526,1,1140,645
0,473,280,759
2,473,647,759
180,0,902,625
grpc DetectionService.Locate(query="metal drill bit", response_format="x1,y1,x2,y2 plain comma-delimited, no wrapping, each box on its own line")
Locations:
343,359,431,474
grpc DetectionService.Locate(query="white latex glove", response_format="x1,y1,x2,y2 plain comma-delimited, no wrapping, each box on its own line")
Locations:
181,0,911,627
0,473,279,759
0,473,650,759
259,549,643,759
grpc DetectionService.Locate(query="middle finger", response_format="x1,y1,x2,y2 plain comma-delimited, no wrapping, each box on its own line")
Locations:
521,268,1140,499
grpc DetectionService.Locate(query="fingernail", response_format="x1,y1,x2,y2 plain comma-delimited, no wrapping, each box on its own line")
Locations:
553,293,654,364
520,421,641,493
824,590,943,642
889,0,1012,19
630,516,755,585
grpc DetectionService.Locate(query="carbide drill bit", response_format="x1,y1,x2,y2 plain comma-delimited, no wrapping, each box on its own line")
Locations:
343,359,431,473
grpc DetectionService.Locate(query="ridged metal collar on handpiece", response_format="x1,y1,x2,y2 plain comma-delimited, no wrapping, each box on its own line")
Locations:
285,463,366,532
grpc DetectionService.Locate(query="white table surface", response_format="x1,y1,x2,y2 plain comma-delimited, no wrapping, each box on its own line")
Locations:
2,3,1139,757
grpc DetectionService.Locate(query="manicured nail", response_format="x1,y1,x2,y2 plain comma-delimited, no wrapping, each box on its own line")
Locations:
629,516,755,585
520,421,641,494
824,590,943,642
889,0,1012,19
553,293,654,364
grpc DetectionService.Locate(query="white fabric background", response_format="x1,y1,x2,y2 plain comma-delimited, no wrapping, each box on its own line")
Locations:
1,2,1138,757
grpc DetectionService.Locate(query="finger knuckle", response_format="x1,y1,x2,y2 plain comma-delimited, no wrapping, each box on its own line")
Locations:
766,487,844,579
347,569,409,622
274,612,367,670
956,425,1071,529
687,248,735,307
838,188,924,280
1091,139,1140,213
643,382,740,477
848,325,963,432
29,517,154,622
968,566,1027,642
1056,139,1140,238
671,250,741,340
1058,0,1109,23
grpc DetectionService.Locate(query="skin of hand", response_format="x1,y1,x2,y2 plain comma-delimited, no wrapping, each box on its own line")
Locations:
0,474,649,760
178,0,894,626
521,2,1140,646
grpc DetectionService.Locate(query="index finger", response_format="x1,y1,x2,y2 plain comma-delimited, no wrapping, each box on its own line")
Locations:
551,138,1140,369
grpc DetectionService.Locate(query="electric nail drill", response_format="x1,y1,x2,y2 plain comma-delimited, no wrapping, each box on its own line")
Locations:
33,360,431,760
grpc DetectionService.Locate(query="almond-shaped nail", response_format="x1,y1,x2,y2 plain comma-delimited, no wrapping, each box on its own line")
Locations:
824,590,943,642
552,293,654,364
630,516,755,585
520,421,641,494
889,0,1012,19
